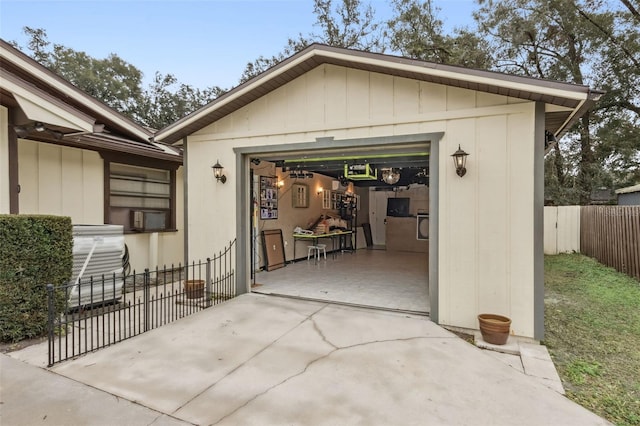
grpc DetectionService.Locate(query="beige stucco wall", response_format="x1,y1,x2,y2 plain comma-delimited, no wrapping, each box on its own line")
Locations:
185,64,539,337
14,138,184,273
0,106,10,213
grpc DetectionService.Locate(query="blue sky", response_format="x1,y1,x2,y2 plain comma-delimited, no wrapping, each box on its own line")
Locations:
1,0,477,90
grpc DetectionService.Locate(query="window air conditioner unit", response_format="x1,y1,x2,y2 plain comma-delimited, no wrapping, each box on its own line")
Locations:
131,210,166,231
344,163,378,181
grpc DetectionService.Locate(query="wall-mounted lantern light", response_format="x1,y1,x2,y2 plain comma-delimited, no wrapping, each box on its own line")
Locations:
212,160,227,184
451,145,469,177
317,186,323,195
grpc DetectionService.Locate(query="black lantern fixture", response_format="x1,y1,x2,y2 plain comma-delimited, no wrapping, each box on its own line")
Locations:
451,145,469,177
212,160,227,184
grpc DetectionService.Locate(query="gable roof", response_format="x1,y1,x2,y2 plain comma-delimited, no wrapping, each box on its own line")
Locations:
0,39,181,163
615,184,640,195
155,44,603,145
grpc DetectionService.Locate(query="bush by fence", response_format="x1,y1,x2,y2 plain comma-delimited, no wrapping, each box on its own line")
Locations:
0,215,72,342
580,206,640,281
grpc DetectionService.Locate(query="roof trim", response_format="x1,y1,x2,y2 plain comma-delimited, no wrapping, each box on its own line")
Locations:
155,44,602,144
615,184,640,194
1,69,95,132
0,39,152,142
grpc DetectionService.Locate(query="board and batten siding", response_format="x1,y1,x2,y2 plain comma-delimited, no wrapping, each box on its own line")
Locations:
14,139,184,273
187,63,540,337
18,139,104,224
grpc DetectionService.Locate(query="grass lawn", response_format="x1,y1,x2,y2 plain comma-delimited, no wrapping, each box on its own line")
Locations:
544,254,640,426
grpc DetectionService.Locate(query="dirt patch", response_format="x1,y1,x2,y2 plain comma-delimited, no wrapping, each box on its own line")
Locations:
0,336,47,354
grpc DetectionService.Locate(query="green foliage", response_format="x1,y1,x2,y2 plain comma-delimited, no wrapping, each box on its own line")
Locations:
240,0,385,83
474,0,640,205
135,72,224,130
545,254,640,425
0,215,72,342
386,0,493,68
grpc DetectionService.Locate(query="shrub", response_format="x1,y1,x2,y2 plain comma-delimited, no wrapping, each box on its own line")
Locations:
0,215,72,342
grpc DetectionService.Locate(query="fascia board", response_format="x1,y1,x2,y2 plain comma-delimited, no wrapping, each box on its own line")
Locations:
2,70,95,132
319,49,591,103
157,46,596,143
156,50,319,144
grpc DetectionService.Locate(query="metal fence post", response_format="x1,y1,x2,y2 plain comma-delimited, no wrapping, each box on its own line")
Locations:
144,268,150,332
46,284,55,367
206,258,212,308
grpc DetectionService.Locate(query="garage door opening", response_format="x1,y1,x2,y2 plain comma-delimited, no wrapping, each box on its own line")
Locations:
246,139,434,314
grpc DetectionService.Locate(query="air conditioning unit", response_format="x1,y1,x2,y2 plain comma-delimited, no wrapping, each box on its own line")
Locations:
131,210,166,231
345,163,378,180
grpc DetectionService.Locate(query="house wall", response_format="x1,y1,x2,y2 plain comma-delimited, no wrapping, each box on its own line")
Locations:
185,64,540,337
0,106,10,213
15,138,184,273
18,139,104,223
618,192,640,205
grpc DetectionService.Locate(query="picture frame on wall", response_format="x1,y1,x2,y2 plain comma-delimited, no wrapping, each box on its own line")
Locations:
292,183,309,208
260,176,278,219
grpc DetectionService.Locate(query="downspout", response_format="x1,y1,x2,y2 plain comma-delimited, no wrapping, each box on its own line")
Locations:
183,136,189,266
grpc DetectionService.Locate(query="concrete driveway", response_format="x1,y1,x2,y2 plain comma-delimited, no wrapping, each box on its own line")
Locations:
2,294,608,425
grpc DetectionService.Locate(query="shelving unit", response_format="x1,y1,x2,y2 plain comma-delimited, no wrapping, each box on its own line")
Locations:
338,193,357,252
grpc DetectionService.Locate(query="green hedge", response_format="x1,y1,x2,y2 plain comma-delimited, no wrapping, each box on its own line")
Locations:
0,215,73,342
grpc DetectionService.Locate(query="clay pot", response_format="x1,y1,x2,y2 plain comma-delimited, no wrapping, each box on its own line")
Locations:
185,279,205,299
478,314,511,345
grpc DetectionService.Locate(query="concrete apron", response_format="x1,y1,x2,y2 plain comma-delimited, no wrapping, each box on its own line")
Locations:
13,294,608,425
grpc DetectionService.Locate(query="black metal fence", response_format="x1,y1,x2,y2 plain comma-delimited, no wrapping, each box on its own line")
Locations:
47,240,236,366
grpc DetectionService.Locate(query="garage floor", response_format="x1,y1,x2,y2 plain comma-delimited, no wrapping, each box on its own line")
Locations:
253,248,429,313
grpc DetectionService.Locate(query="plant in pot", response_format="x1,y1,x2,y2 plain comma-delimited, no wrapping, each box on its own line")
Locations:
478,313,511,345
185,279,205,299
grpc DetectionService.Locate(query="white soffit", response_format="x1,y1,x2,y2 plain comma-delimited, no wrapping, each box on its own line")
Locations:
1,71,95,132
14,94,93,132
545,104,575,112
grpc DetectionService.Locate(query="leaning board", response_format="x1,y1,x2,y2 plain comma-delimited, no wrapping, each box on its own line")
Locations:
261,229,286,271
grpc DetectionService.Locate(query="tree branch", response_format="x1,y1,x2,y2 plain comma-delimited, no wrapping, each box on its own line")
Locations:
575,4,640,69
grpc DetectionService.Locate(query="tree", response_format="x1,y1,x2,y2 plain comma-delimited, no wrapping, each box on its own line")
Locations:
474,0,640,204
16,27,225,130
136,72,225,130
386,0,493,69
240,0,385,83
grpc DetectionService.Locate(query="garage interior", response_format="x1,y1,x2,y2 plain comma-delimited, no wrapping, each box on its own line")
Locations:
250,142,431,314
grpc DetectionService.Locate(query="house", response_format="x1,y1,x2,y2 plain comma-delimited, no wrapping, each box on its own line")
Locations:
0,39,184,272
154,44,602,340
615,184,640,205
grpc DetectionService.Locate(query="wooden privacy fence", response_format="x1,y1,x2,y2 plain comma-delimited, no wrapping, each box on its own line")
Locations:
580,206,640,280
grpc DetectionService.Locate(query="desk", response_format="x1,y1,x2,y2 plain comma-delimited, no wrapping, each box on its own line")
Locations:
293,230,353,262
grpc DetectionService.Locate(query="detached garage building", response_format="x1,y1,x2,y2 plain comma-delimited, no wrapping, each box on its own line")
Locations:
155,44,600,340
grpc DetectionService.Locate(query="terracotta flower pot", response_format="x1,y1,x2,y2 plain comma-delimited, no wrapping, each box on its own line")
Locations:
185,279,205,299
478,314,511,345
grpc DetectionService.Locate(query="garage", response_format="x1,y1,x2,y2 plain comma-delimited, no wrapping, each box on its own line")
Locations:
155,44,599,339
248,142,432,314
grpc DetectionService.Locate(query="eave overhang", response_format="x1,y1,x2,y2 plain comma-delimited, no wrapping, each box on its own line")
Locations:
155,44,603,145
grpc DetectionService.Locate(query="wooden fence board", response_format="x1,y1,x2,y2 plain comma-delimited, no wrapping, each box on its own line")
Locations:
580,206,640,281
